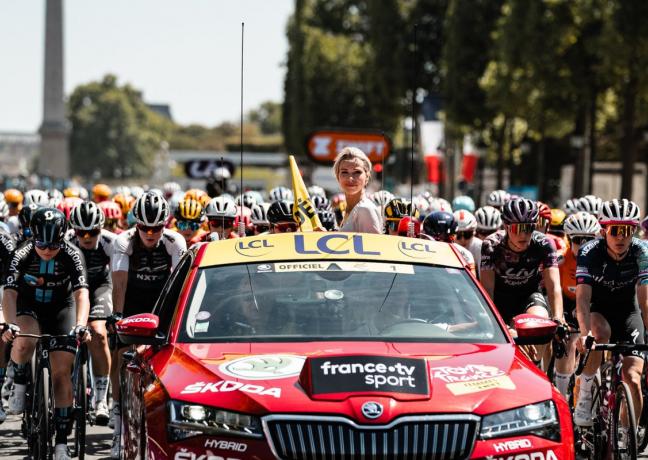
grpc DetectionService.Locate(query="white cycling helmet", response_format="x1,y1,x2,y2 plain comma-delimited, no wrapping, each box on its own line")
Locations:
163,181,182,198
307,185,326,198
453,210,477,231
371,190,394,207
250,203,270,225
486,190,510,208
0,199,8,219
70,201,105,230
205,196,237,218
475,206,502,232
24,189,50,207
429,197,452,213
132,191,170,226
563,211,601,236
598,199,641,225
236,192,257,209
576,195,602,215
563,198,579,216
269,186,293,202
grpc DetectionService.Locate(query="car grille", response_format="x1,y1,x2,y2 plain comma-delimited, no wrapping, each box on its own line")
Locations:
263,415,479,460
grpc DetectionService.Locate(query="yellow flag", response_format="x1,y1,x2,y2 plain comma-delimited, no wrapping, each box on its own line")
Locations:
289,155,323,231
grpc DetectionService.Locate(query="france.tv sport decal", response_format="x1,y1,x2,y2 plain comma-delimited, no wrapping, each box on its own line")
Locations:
309,356,429,396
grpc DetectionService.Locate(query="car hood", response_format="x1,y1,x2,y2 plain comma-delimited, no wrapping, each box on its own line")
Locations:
158,341,552,423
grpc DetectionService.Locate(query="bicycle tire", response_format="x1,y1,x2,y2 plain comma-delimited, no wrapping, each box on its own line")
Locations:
613,381,637,460
637,378,648,452
36,366,53,460
72,350,88,459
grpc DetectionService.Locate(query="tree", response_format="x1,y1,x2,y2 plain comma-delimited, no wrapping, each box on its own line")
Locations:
247,101,282,135
67,75,172,179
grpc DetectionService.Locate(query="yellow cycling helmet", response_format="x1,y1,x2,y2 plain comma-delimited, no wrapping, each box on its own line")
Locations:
92,183,112,201
175,198,204,222
113,193,135,215
549,208,567,234
384,198,419,221
63,187,81,198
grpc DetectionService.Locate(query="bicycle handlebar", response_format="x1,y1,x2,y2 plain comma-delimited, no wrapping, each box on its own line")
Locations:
575,338,648,376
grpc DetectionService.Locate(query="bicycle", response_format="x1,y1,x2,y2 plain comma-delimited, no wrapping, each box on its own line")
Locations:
546,323,579,410
574,336,648,459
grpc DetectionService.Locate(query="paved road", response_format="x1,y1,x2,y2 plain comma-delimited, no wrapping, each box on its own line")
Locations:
0,413,113,459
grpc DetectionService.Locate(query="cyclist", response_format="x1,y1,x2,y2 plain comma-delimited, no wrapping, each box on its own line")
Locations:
250,203,271,235
0,226,15,423
552,212,601,397
474,205,502,239
202,196,238,240
108,191,186,458
15,203,40,246
267,200,299,233
383,198,417,236
480,199,562,359
421,211,476,276
537,202,567,264
2,207,90,460
98,200,124,234
576,194,602,216
548,208,567,238
4,188,23,234
174,198,207,246
453,210,482,276
68,201,116,425
574,199,648,431
486,189,510,211
91,184,112,203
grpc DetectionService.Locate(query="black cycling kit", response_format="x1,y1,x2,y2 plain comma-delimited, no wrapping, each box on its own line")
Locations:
69,229,116,320
0,229,16,280
481,230,558,323
5,240,88,336
576,237,648,353
112,228,186,317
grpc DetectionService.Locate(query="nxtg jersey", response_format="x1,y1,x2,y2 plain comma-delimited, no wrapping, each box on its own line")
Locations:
576,237,648,310
69,229,116,287
112,228,186,298
481,230,558,299
5,240,88,305
0,229,16,280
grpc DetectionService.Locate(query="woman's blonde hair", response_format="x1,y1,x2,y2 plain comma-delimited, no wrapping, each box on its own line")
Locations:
333,147,372,183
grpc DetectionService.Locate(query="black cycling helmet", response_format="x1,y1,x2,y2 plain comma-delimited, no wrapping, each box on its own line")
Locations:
318,209,337,231
267,200,295,225
19,203,40,230
422,211,458,241
132,191,170,226
30,207,67,244
69,201,105,230
501,198,539,224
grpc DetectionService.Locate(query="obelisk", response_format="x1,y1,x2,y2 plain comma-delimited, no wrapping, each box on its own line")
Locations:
38,0,70,179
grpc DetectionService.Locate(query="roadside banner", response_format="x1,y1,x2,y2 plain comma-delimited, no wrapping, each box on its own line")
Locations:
289,155,323,231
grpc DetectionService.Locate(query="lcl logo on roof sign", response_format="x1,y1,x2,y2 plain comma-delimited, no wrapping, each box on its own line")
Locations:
305,129,391,165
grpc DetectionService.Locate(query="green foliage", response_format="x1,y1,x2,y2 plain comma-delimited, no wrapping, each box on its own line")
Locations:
67,75,172,179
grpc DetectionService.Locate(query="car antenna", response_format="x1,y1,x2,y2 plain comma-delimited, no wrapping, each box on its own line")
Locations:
238,22,246,238
220,156,226,240
408,24,418,238
380,130,386,220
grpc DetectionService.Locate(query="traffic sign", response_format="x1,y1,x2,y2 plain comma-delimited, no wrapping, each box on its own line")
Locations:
305,129,391,165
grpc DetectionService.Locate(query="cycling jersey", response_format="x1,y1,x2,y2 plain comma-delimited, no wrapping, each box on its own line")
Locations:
559,247,577,304
0,229,16,280
463,236,482,273
545,233,567,265
481,230,558,322
69,229,115,288
112,228,186,316
576,237,648,312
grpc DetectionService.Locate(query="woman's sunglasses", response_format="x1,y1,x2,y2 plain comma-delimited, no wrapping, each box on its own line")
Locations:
35,240,62,250
137,224,164,234
569,235,595,246
605,224,636,238
456,230,474,240
506,223,535,235
75,228,101,238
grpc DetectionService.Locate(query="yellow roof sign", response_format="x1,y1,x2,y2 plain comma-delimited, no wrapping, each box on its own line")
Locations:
199,232,464,268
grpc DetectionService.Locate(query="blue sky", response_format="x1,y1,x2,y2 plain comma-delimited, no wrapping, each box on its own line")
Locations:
0,0,294,132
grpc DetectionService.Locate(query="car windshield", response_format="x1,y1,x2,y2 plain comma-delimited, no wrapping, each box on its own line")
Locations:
179,260,505,343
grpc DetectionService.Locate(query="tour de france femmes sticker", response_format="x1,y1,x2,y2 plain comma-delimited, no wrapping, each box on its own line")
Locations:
219,355,306,380
309,355,429,396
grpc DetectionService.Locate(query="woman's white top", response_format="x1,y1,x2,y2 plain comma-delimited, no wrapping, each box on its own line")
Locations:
339,197,383,234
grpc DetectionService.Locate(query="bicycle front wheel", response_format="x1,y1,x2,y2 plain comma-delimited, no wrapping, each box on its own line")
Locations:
33,366,53,460
613,381,637,460
71,352,88,459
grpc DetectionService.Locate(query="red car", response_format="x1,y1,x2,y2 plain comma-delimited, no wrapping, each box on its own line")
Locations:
117,232,574,460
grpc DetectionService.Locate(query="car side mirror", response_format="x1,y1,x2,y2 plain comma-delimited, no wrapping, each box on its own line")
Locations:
116,313,165,346
512,314,558,345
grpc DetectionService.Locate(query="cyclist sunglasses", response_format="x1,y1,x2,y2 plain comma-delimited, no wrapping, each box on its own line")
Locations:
176,220,202,231
136,224,164,234
456,230,474,240
605,224,636,238
75,228,101,238
507,223,536,235
274,222,299,233
35,240,62,250
254,224,270,234
569,235,595,246
208,218,235,228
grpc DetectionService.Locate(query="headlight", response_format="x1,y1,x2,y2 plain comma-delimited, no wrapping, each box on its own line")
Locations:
480,400,560,441
168,400,263,441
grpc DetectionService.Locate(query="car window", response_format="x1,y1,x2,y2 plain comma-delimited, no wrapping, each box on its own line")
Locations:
153,252,193,336
179,260,505,343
